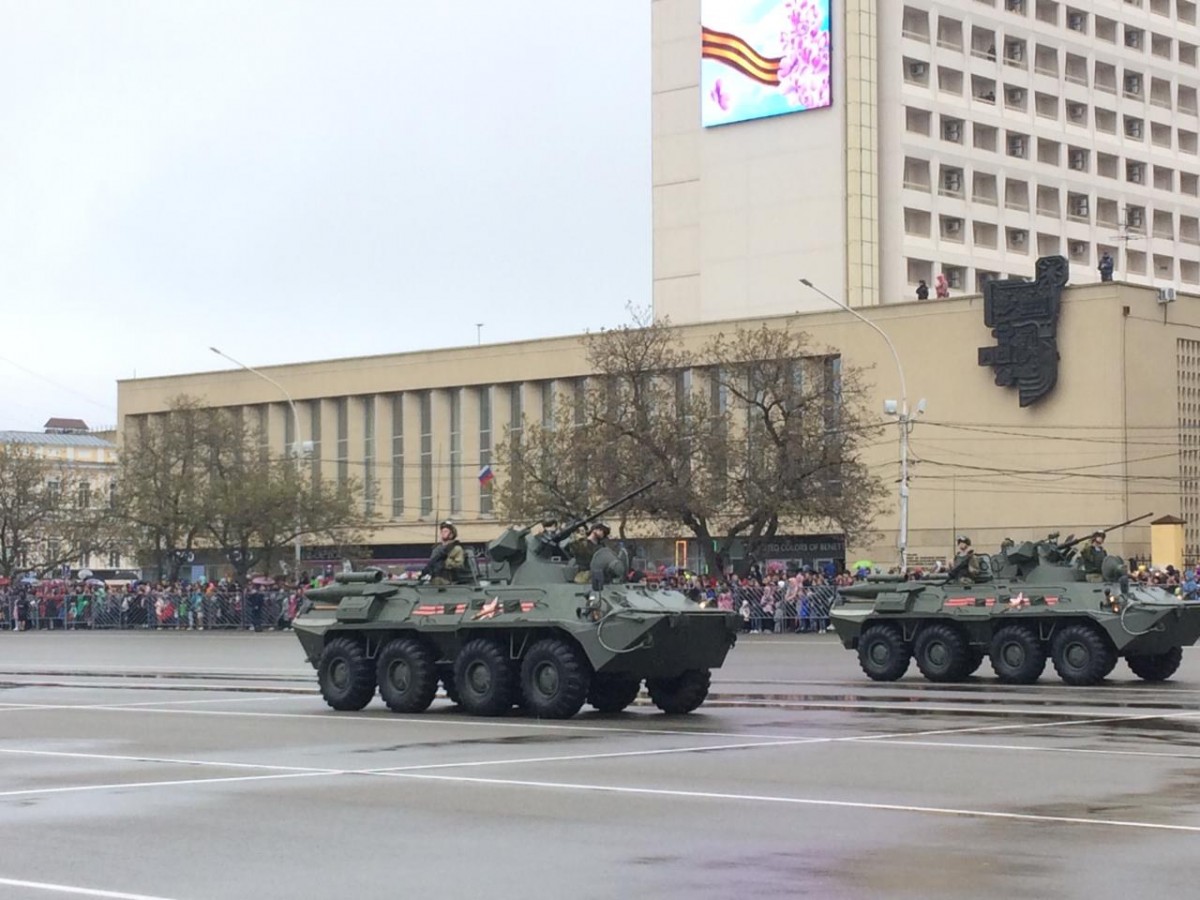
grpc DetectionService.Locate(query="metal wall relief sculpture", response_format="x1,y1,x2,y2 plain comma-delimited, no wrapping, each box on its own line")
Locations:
977,255,1069,407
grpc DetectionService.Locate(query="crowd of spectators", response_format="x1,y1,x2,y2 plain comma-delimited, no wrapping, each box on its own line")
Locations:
1,577,313,632
640,560,848,634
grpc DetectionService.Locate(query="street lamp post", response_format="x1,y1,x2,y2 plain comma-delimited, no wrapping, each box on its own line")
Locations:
210,347,304,580
799,279,920,571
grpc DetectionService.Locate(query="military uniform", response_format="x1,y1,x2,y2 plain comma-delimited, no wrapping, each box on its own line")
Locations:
1079,533,1107,582
423,521,467,584
952,536,982,581
567,523,610,584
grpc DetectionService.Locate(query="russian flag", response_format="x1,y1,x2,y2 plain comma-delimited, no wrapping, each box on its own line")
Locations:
478,464,495,486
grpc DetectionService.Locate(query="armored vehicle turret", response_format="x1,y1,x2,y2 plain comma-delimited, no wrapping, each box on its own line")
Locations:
831,516,1200,685
293,485,741,718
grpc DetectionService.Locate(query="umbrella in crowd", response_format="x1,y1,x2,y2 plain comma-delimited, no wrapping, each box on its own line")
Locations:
78,568,94,580
852,560,874,572
250,576,276,587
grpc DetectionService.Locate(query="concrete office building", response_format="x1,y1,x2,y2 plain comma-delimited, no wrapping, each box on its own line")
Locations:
117,278,1200,572
652,0,1200,322
115,1,1200,572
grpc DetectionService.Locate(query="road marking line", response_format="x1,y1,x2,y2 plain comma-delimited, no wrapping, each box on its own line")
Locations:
0,747,342,774
0,876,182,900
867,738,1200,760
374,771,1200,833
0,771,332,800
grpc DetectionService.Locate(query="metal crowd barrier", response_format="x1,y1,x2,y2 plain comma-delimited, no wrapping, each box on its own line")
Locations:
729,584,838,633
2,591,299,631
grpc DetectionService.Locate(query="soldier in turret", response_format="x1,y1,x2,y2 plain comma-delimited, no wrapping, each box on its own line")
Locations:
1078,531,1107,582
950,535,982,582
422,520,466,585
567,522,610,584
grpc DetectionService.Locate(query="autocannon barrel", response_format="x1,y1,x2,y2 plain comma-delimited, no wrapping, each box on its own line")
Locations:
334,569,384,585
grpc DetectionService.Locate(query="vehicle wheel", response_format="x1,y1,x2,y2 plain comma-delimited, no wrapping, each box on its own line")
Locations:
519,637,591,719
646,669,711,714
437,663,461,705
1126,646,1183,682
453,638,517,716
914,623,970,682
964,647,986,677
376,637,438,713
857,624,911,682
989,625,1046,684
588,675,642,713
317,637,376,711
1051,624,1116,686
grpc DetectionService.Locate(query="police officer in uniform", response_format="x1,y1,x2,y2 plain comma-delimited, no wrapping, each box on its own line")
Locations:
422,520,466,584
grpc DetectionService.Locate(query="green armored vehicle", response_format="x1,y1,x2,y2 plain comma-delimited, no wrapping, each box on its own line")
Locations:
832,518,1200,685
293,488,741,718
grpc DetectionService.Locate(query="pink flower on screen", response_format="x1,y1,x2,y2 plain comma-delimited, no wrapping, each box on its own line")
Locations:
777,0,831,109
710,78,730,111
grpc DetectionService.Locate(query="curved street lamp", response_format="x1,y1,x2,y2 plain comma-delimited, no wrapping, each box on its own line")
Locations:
210,347,304,580
799,279,922,571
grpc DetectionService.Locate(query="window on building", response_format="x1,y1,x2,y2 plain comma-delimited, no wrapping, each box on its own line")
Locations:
336,397,349,491
391,394,404,518
479,386,493,517
309,401,322,485
77,481,90,509
419,392,433,517
363,397,375,516
449,389,461,516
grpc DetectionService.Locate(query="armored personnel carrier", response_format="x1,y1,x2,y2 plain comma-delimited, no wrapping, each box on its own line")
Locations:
831,517,1200,685
293,486,741,718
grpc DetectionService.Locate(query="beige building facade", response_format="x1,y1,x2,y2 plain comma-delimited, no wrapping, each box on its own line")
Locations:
653,0,1200,320
117,279,1199,571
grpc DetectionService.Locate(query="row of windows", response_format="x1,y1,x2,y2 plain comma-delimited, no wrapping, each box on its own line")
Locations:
904,232,1199,281
908,3,1199,54
905,200,1200,244
969,0,1195,28
906,102,1200,153
907,250,1197,292
903,55,1199,113
904,155,1200,200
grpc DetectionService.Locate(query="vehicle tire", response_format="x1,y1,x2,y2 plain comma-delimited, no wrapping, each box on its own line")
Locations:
519,637,591,719
646,669,711,714
317,636,376,711
588,675,642,713
914,623,971,682
437,663,461,705
964,647,986,677
453,638,517,716
1051,623,1116,686
376,637,438,713
989,625,1046,684
1126,646,1183,682
857,624,911,682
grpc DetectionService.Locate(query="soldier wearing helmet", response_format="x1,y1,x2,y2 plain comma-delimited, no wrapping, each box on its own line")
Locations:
421,520,466,584
567,522,611,584
951,535,982,581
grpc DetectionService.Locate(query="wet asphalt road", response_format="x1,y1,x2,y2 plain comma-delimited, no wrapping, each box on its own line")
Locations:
2,632,1200,899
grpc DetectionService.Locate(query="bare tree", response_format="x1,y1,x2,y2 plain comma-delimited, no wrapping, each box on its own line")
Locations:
0,443,115,579
116,395,378,583
496,308,886,574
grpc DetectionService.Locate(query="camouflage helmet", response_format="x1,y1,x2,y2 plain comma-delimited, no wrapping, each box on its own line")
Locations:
439,520,458,539
956,535,971,546
590,522,612,538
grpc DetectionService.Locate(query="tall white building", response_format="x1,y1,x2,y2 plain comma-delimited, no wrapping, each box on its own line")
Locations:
652,0,1200,320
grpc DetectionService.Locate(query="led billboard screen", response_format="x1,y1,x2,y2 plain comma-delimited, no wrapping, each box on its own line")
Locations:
701,0,832,127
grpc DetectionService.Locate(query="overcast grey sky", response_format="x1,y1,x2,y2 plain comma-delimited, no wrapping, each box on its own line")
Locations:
0,1,651,431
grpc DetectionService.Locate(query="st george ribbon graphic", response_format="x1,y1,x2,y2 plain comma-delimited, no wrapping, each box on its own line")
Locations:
702,26,783,86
